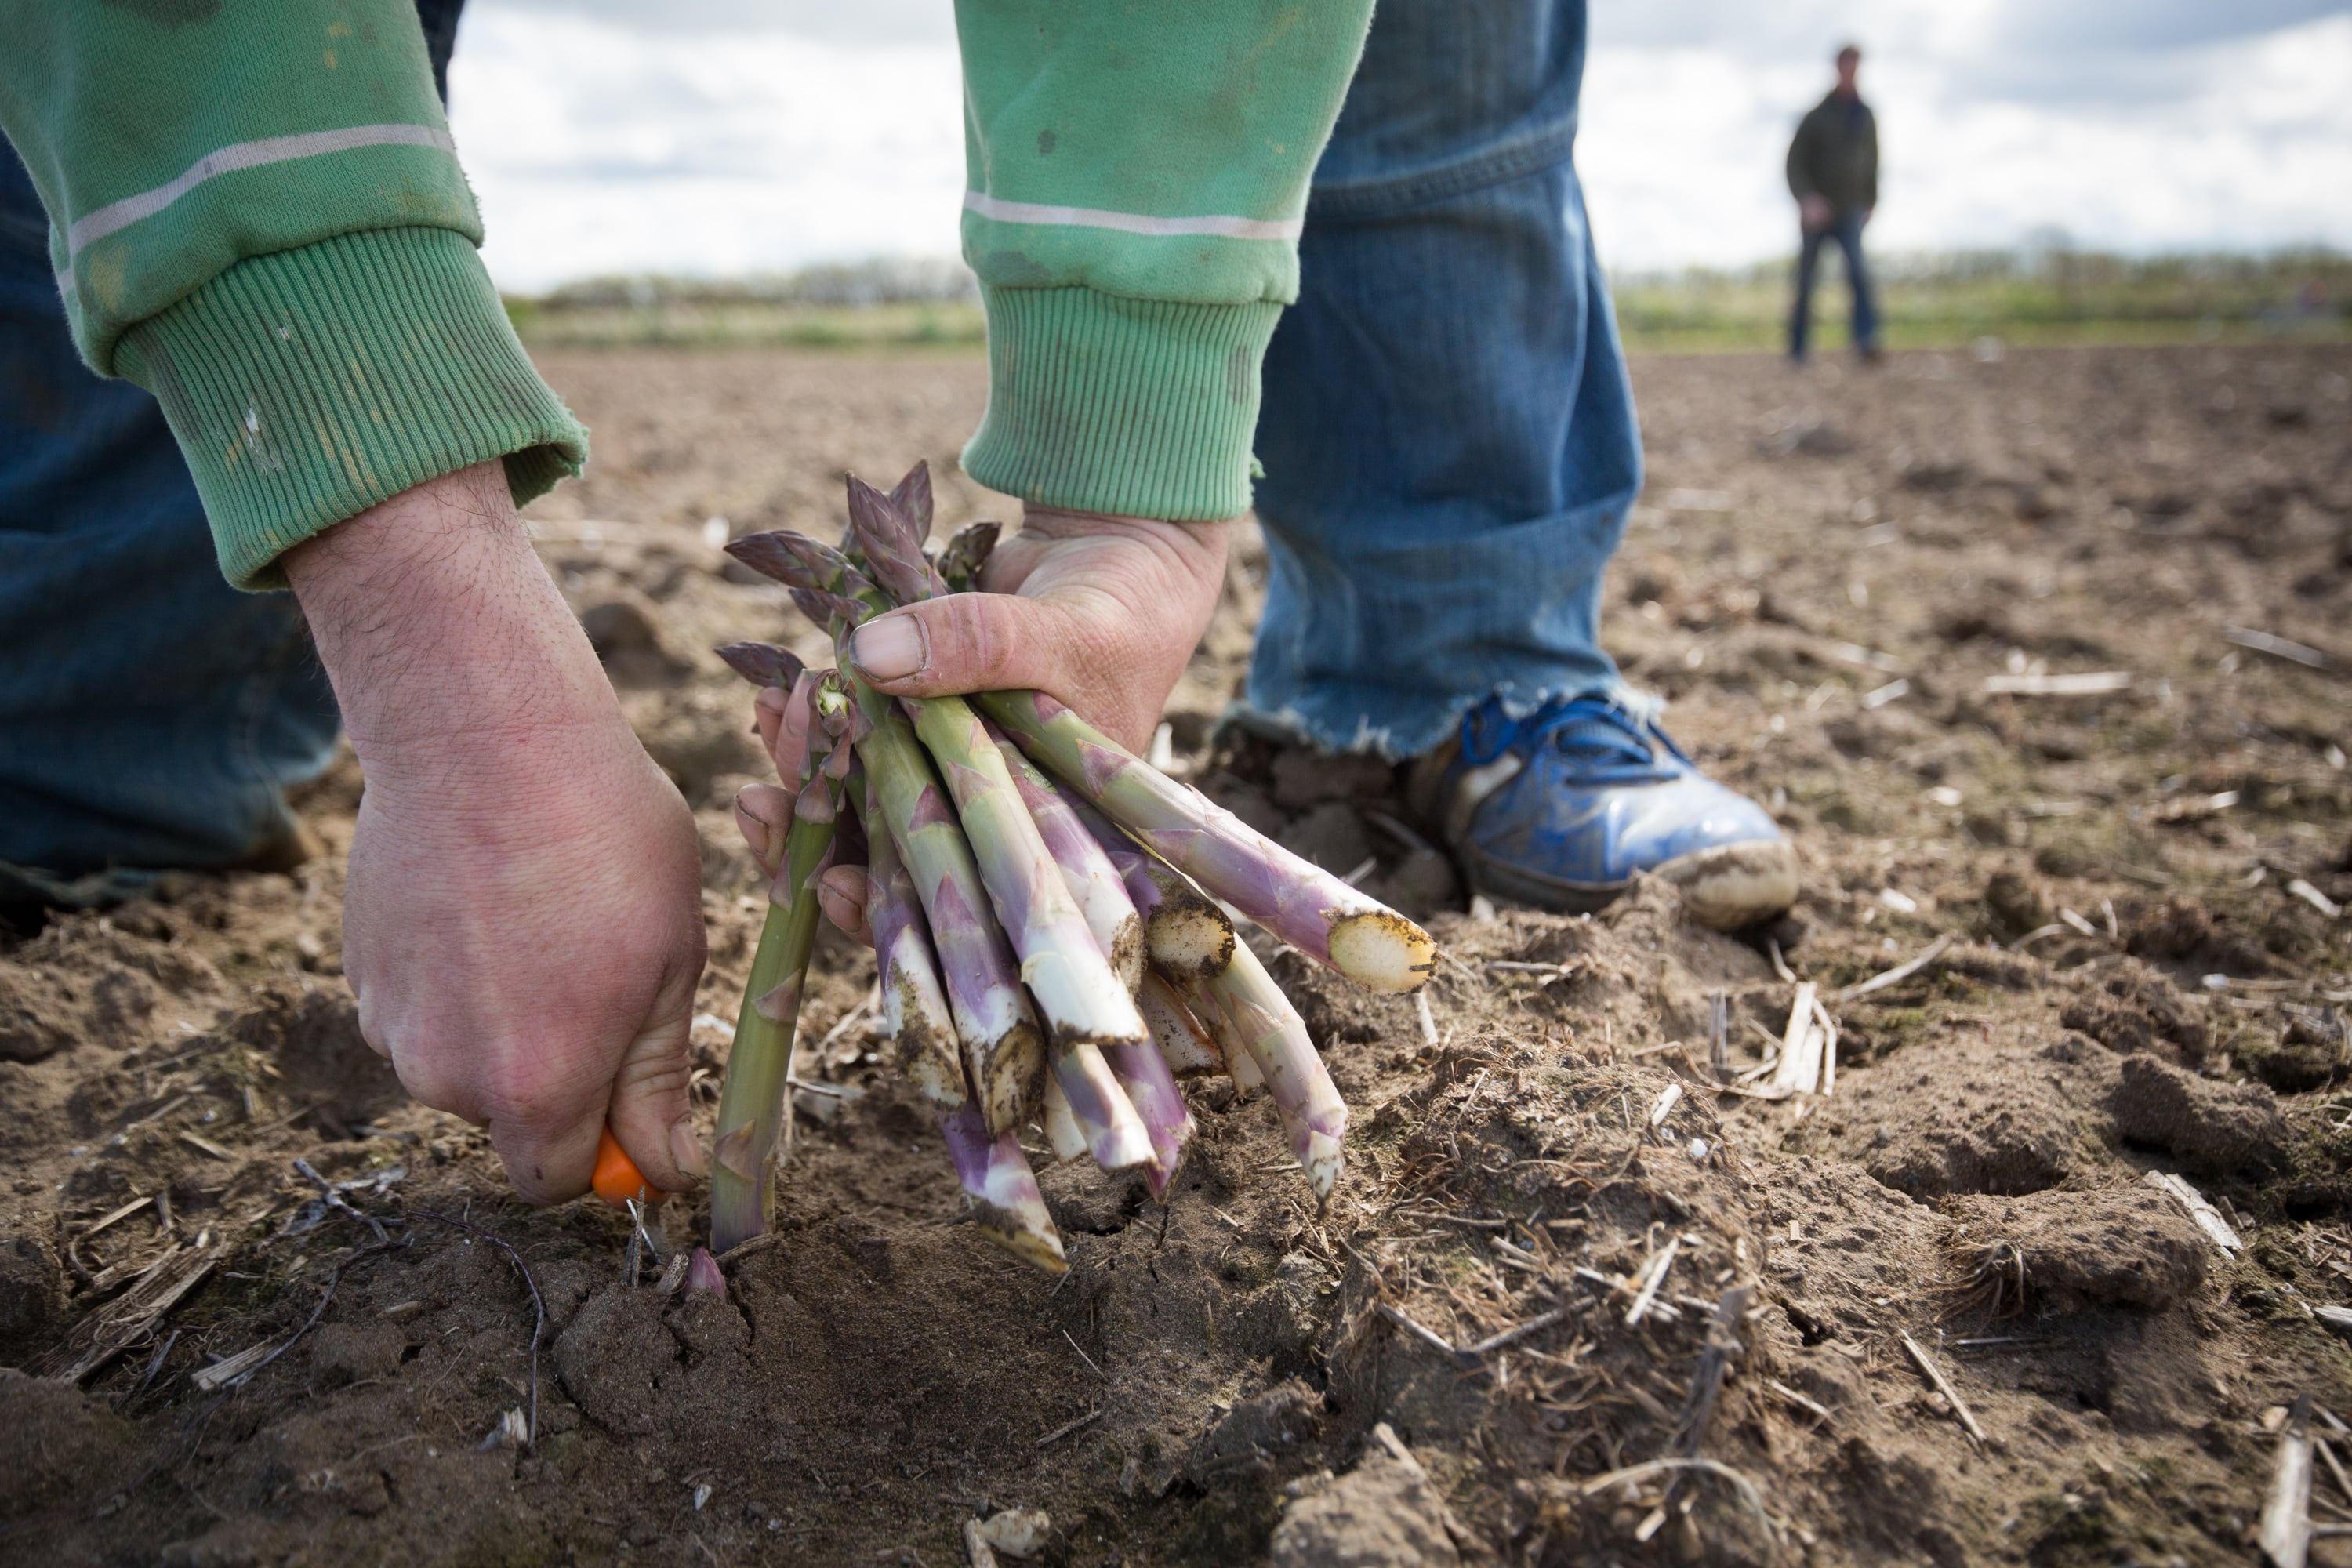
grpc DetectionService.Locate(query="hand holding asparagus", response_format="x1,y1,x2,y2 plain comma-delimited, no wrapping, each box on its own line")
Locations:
702,463,1436,1269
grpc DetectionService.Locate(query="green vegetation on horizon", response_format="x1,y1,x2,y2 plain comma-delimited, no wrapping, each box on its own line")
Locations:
1614,245,2350,354
506,248,2350,354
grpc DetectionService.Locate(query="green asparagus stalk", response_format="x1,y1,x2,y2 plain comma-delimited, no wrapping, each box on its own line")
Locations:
976,689,1435,995
850,676,1045,1137
862,770,966,1112
901,692,1155,1172
1200,941,1348,1201
995,728,1145,992
709,673,849,1254
728,523,1055,1139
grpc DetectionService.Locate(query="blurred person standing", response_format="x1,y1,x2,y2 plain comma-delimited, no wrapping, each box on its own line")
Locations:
1786,43,1880,362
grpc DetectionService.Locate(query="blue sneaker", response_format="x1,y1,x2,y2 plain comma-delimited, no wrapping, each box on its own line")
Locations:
1409,695,1798,930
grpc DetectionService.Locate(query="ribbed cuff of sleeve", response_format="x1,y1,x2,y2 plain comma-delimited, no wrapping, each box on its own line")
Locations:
960,285,1280,521
113,226,588,590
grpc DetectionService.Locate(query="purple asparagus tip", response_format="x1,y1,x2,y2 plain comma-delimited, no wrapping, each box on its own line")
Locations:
791,586,869,632
936,520,1000,593
844,474,938,604
714,641,806,688
684,1246,728,1301
886,459,933,532
726,531,877,599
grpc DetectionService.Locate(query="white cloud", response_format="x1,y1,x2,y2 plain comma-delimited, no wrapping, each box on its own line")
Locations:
448,8,965,291
445,0,2352,290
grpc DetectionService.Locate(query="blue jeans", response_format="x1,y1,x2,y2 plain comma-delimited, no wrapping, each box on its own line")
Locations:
1246,0,1643,759
0,0,466,902
0,143,341,899
1789,210,1878,359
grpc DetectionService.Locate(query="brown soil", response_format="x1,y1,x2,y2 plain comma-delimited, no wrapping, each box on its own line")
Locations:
4,343,2350,1567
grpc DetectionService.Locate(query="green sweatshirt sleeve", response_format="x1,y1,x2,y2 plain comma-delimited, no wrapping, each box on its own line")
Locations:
0,0,585,588
954,1,1374,521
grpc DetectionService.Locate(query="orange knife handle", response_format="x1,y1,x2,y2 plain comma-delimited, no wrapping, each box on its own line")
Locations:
592,1125,652,1207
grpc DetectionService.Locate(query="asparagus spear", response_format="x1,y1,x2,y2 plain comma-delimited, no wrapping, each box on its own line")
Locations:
714,641,806,689
816,479,1431,997
1102,1031,1193,1198
852,677,1045,1138
935,520,1000,594
994,727,1145,992
729,531,1053,1138
1200,941,1348,1200
709,672,849,1254
885,459,933,536
901,692,1155,1173
1039,1076,1090,1164
862,771,966,1112
977,689,1435,995
837,470,1178,1173
1139,970,1224,1076
862,770,1069,1269
728,530,880,604
1072,800,1236,982
873,461,995,594
846,473,949,603
940,1103,1068,1272
1181,973,1265,1095
684,1247,728,1301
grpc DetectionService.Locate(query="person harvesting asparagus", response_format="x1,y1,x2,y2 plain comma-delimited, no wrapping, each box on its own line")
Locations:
0,0,1797,1207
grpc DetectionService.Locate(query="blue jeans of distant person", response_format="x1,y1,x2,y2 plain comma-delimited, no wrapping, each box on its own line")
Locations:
0,0,466,906
1246,0,1645,759
1789,209,1878,360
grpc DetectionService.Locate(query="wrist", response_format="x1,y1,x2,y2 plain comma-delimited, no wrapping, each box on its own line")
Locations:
285,463,625,775
1018,503,1232,546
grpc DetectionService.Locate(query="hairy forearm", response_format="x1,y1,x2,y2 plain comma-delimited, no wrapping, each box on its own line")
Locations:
282,462,625,776
284,462,707,1200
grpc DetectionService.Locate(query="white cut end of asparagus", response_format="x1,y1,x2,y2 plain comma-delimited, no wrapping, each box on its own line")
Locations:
1040,1076,1089,1164
1327,909,1438,994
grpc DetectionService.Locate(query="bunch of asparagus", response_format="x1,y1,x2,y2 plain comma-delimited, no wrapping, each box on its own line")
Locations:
705,464,1437,1268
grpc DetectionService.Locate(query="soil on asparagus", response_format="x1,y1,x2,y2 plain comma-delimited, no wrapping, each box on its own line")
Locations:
4,342,2351,1567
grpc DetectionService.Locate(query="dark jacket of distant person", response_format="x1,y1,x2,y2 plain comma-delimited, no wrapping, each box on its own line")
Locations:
1786,90,1878,216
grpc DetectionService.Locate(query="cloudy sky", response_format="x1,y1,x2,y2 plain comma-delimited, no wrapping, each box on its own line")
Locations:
446,0,2352,292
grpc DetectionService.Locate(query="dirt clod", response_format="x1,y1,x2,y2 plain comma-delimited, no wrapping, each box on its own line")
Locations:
2060,961,2211,1060
1846,1051,2081,1196
1983,866,2051,938
0,1231,64,1353
1270,1444,1461,1568
0,1369,139,1520
2108,1054,2288,1176
1946,1185,2208,1312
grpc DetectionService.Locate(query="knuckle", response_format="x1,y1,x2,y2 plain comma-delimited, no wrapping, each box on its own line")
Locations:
613,1048,691,1107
